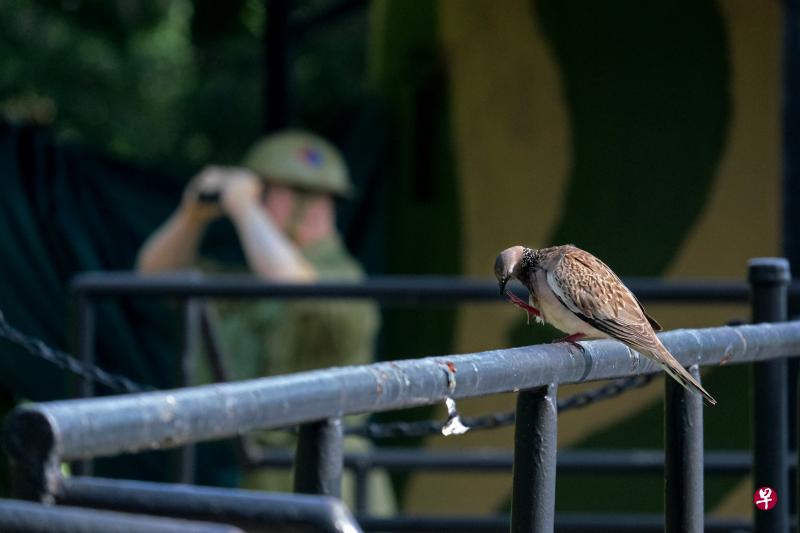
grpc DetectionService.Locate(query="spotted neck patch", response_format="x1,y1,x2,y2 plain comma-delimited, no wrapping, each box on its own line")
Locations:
522,247,537,270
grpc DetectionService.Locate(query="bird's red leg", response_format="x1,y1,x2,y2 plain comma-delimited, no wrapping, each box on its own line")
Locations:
552,332,586,345
504,290,541,323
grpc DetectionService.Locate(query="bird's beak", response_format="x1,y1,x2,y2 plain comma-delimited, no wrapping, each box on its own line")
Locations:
498,276,508,295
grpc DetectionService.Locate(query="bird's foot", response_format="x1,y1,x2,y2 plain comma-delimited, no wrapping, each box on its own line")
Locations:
504,290,541,324
551,332,587,348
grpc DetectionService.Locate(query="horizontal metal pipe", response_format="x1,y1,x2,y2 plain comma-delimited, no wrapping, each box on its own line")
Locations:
8,322,800,462
0,498,242,533
357,514,754,533
70,271,757,303
254,448,764,475
58,477,362,533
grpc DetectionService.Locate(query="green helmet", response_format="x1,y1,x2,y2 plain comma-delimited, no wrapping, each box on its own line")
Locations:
241,130,352,197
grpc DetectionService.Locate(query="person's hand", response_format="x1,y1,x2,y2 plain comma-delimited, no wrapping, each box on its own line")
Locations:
218,167,264,218
180,166,227,223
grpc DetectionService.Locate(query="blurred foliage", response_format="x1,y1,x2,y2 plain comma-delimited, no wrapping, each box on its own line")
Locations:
0,0,369,167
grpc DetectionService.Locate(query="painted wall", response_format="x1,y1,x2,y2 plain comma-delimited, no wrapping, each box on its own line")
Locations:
370,0,781,518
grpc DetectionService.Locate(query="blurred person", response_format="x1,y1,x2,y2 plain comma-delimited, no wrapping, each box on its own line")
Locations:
137,130,393,513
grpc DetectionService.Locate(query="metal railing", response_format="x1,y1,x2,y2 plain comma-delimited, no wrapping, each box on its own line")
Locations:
0,498,244,533
2,258,797,531
9,321,800,530
65,272,763,485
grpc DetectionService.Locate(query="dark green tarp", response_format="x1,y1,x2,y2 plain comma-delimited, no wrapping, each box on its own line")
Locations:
0,120,244,484
0,121,185,398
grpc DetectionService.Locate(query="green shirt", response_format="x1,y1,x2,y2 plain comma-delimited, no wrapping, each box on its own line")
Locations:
200,236,389,505
206,235,379,381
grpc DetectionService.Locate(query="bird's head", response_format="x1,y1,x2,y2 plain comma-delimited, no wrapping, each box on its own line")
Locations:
494,245,526,294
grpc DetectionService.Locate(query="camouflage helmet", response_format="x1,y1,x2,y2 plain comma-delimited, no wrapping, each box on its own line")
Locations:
241,130,352,197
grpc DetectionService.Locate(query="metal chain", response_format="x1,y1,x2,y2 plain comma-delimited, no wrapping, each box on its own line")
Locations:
351,373,657,439
0,310,150,394
0,310,655,437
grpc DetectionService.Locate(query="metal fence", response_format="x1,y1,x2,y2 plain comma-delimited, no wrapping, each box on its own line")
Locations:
1,258,798,532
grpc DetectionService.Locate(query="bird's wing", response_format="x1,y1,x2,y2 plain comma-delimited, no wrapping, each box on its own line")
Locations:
545,248,660,350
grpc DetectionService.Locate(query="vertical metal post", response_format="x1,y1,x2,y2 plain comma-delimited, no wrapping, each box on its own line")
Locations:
6,410,61,503
784,0,800,518
665,364,704,533
75,294,96,399
750,258,791,533
510,383,558,533
73,294,95,476
264,0,291,132
294,418,344,498
783,0,800,283
179,298,202,391
352,460,369,516
178,298,201,484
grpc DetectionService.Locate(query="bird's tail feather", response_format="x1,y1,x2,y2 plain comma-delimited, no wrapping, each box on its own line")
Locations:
651,345,717,406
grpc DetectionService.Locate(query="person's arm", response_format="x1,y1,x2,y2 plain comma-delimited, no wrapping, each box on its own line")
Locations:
220,169,317,282
136,167,225,273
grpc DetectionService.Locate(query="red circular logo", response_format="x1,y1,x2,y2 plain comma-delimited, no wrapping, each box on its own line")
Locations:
754,487,778,511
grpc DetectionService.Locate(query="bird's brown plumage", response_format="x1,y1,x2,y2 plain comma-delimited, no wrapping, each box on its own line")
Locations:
548,246,662,339
495,244,716,405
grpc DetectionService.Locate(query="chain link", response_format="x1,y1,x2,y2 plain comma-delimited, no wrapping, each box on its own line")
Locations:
352,373,656,439
0,311,150,394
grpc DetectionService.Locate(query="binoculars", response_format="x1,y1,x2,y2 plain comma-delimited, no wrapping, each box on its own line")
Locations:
197,190,221,203
196,183,267,204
